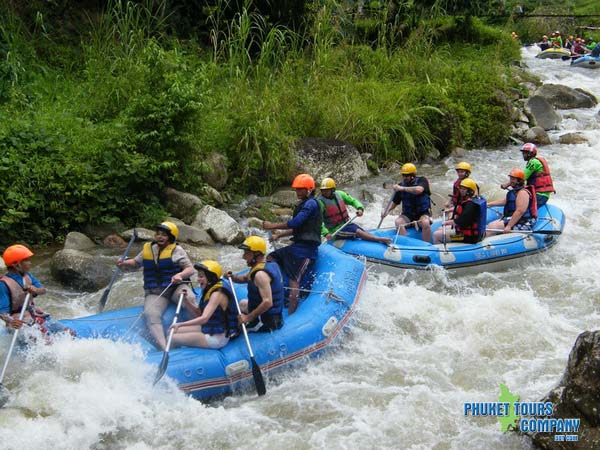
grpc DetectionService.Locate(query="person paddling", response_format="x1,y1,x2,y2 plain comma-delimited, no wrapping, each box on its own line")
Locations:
0,244,70,336
488,169,537,233
117,222,196,350
317,178,391,245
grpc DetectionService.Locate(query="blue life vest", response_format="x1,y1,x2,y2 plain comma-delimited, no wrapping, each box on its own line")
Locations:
504,186,536,222
248,262,284,317
400,176,431,220
142,242,181,290
199,281,239,337
292,197,322,245
472,195,487,240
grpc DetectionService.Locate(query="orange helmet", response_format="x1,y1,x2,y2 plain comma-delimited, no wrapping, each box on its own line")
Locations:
3,244,34,267
509,168,525,180
291,173,315,190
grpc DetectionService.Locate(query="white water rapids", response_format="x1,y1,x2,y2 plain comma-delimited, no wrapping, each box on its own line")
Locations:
0,47,598,449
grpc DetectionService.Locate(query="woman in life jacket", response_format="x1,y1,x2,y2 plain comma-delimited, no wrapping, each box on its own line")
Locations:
445,161,473,209
434,178,484,244
488,169,537,233
169,260,239,349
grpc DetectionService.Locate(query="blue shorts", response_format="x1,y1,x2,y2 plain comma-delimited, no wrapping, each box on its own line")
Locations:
504,217,537,231
269,246,314,283
334,223,364,240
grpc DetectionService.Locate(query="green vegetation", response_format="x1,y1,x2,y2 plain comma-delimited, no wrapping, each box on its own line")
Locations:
0,1,524,245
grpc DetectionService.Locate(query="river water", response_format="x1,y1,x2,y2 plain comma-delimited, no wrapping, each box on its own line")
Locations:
0,47,598,449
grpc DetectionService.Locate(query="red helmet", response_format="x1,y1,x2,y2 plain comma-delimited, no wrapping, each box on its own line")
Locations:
291,174,315,190
3,244,34,266
509,168,525,180
520,143,537,155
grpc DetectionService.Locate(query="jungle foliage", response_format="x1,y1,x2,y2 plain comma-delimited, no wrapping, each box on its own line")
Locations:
1,0,527,244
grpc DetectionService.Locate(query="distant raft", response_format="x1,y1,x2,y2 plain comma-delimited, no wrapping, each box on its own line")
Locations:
58,244,367,401
536,48,571,59
327,204,565,275
570,55,600,69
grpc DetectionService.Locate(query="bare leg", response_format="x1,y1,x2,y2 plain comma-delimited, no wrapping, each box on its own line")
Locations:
356,229,392,245
419,216,432,243
486,219,504,234
394,216,409,236
171,326,211,348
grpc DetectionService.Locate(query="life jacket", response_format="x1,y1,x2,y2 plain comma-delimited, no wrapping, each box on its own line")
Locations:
504,185,537,222
247,261,284,318
452,196,487,243
400,176,431,220
527,157,555,194
450,178,461,206
199,281,239,337
0,274,32,314
292,197,322,245
142,242,181,290
317,192,350,230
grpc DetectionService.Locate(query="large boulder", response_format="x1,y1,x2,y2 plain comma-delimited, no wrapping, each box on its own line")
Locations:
535,84,597,110
294,138,369,185
191,205,245,245
50,249,113,291
63,232,96,251
524,330,600,449
525,96,561,131
202,151,229,190
163,188,204,224
522,126,552,146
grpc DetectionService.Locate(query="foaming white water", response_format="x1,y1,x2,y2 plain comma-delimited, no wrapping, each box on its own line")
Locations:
1,48,598,449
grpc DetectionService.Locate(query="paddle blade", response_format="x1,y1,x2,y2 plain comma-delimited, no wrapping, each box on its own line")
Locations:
98,289,110,313
250,357,266,396
536,229,562,235
153,352,169,386
0,384,10,408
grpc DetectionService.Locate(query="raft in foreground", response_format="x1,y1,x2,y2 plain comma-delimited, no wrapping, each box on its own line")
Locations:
328,204,565,274
59,244,367,401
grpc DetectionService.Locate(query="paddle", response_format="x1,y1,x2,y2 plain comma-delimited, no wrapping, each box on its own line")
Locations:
228,276,266,396
153,291,185,386
330,215,358,239
378,182,396,229
99,229,138,313
485,228,562,235
0,293,31,407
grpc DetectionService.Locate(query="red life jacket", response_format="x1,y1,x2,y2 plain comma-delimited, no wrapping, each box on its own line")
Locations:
450,178,461,206
528,157,555,194
318,192,350,230
0,274,32,314
453,198,480,239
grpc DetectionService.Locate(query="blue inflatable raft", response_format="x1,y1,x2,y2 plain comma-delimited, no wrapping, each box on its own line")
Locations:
327,204,565,274
58,244,367,401
571,55,600,69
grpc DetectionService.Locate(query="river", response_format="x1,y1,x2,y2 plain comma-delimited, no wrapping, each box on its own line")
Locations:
0,47,598,449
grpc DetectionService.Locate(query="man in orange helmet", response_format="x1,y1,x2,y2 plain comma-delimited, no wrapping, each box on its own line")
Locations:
487,169,537,233
0,244,44,330
263,173,322,314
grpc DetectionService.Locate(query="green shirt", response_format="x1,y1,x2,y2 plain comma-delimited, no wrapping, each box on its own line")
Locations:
318,190,364,235
525,158,550,199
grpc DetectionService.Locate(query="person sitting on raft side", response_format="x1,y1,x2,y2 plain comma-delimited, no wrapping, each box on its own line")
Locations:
317,178,391,245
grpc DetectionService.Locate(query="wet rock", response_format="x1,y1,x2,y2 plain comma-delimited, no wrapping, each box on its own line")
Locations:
50,249,113,291
191,205,245,245
524,330,600,449
270,189,297,207
63,232,96,251
164,188,203,224
535,84,598,110
103,234,127,248
294,138,369,185
525,96,561,130
523,126,552,145
559,133,589,145
122,228,154,242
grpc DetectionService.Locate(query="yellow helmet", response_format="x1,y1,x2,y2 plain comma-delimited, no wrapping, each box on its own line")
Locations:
320,178,336,190
156,221,179,241
238,236,267,255
194,260,223,279
455,162,472,173
400,163,417,175
459,178,477,193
